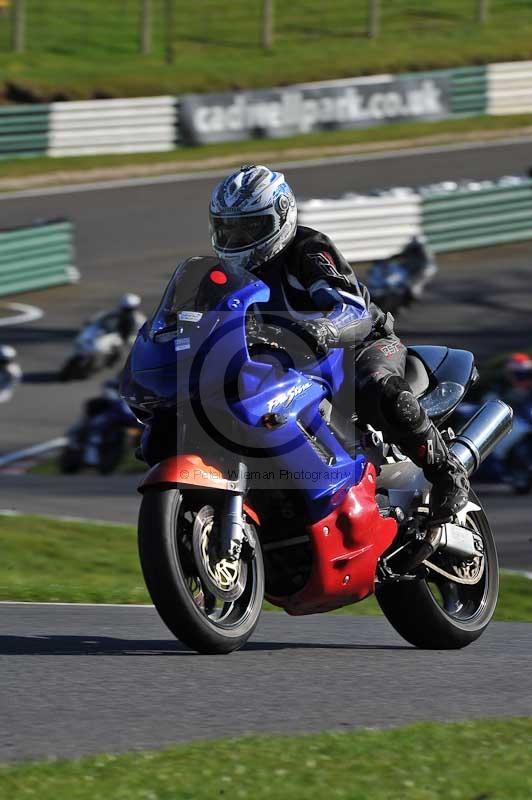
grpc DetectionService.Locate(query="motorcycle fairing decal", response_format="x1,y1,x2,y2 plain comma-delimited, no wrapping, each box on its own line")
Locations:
267,462,397,615
267,380,313,413
178,311,203,322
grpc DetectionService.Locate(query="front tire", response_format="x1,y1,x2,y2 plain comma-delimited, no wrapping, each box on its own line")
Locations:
138,487,264,654
376,491,498,649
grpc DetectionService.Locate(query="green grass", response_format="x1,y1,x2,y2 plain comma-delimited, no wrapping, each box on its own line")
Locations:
0,1,531,100
1,112,532,184
0,719,531,798
0,514,150,604
0,514,530,621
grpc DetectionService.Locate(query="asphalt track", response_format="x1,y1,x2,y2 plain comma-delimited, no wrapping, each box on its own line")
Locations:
1,603,531,763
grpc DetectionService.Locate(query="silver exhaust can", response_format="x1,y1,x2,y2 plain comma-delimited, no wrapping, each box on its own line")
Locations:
450,399,513,475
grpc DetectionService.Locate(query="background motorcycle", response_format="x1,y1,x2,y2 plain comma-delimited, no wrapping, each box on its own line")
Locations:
60,378,142,474
365,237,437,316
452,400,532,494
0,345,22,403
122,258,512,655
59,307,145,381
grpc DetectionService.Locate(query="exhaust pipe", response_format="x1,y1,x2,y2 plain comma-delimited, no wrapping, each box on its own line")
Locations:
450,399,513,476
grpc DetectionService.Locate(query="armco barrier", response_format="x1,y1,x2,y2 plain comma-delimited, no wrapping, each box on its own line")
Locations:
0,105,50,158
421,178,532,252
0,220,78,297
450,66,487,116
299,177,532,262
298,192,421,262
488,61,532,115
48,96,178,156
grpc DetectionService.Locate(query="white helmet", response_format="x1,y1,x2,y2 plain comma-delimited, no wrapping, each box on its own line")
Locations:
118,293,141,310
209,165,297,271
0,345,16,364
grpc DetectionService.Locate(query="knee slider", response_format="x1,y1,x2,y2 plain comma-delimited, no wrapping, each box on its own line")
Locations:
381,376,425,431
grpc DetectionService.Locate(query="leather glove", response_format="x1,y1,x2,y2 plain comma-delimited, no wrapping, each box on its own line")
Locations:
289,318,340,357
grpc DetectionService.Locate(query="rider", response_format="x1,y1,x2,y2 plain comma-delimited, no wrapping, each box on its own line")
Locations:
0,345,22,403
501,352,532,409
114,293,144,344
206,165,469,523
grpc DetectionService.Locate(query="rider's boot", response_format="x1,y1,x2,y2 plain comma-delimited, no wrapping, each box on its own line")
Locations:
398,399,470,522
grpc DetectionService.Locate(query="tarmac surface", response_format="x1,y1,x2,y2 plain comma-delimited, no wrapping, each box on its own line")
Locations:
1,604,530,762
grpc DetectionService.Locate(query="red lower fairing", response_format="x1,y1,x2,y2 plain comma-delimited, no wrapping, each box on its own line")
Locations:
267,463,397,615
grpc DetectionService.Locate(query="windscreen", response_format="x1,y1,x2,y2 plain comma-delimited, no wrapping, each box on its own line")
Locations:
150,257,257,335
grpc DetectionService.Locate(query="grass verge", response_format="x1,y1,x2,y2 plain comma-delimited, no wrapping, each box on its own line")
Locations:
0,1,532,100
1,114,532,189
0,719,531,798
0,514,530,621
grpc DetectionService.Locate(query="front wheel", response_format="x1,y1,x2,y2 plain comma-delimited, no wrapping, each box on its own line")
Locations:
138,487,264,654
376,491,498,649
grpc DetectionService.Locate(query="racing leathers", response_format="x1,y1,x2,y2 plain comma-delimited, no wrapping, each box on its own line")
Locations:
251,225,469,523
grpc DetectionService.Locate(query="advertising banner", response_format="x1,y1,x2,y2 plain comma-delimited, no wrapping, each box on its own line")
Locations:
180,73,451,145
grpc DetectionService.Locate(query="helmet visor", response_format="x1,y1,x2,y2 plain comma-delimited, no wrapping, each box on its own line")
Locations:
210,213,275,252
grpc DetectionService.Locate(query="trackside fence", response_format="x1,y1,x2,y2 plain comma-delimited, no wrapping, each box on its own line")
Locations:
298,177,532,262
298,192,422,262
0,104,49,157
421,178,532,252
0,220,79,296
487,61,532,115
48,96,179,157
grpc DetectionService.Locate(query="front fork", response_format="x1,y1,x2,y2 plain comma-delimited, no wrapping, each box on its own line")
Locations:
219,462,249,560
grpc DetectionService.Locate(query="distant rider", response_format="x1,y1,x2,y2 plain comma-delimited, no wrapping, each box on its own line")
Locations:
0,345,22,403
113,294,145,344
500,352,532,411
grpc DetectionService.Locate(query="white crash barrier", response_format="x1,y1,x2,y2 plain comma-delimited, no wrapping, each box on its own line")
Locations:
488,61,532,115
49,96,178,156
298,192,422,261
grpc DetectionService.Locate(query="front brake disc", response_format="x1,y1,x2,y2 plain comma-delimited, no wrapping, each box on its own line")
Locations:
192,506,247,602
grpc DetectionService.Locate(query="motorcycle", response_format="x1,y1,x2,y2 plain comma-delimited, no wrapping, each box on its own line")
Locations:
60,379,142,475
452,400,532,495
121,257,512,655
59,309,145,381
0,348,22,404
365,237,437,316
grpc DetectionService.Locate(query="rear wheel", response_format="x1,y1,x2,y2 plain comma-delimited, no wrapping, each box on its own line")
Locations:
59,446,82,474
376,491,498,649
59,355,92,381
138,487,264,654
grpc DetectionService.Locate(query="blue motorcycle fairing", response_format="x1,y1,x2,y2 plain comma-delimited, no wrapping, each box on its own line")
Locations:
123,258,367,521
